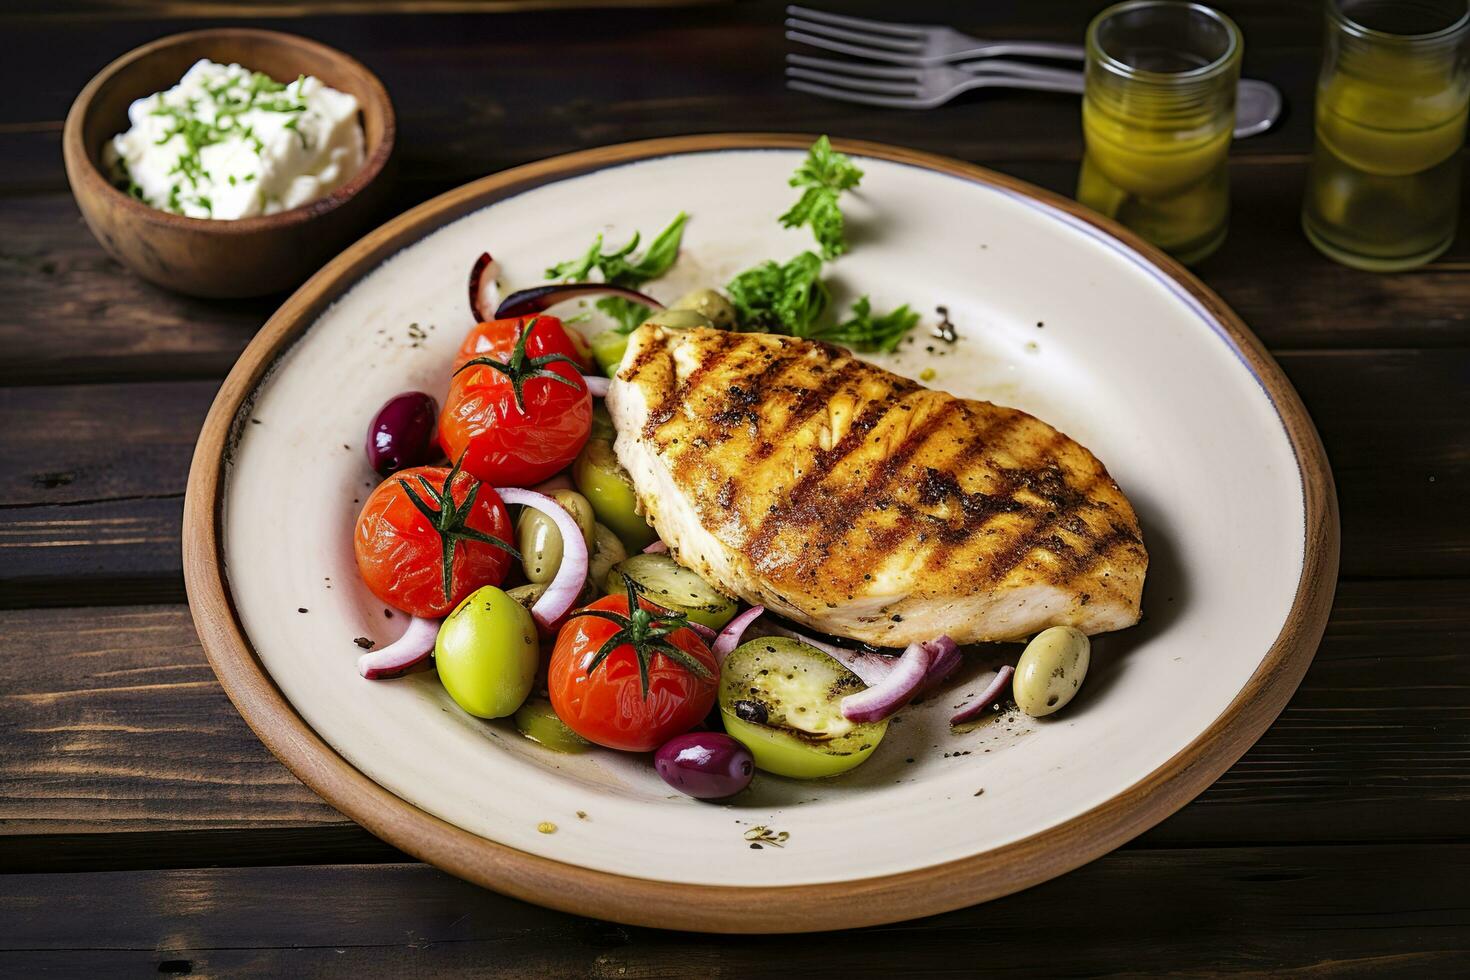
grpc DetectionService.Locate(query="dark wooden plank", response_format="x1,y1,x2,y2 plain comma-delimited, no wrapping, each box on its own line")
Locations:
1,579,1465,871
0,1,1324,193
2,846,1468,974
0,351,1462,602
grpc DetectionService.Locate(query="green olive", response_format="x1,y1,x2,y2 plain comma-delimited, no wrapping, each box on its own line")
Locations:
671,288,737,329
573,437,657,550
435,586,540,719
642,308,713,330
513,697,591,753
1012,626,1090,717
590,330,629,377
588,521,627,590
505,582,547,611
517,489,595,584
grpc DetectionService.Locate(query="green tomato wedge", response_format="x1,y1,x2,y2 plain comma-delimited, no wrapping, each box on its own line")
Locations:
590,330,628,378
718,637,887,779
573,437,657,550
605,552,737,631
513,698,591,753
435,586,539,719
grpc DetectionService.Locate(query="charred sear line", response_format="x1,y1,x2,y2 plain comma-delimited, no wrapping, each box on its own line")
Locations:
748,357,866,462
744,384,916,567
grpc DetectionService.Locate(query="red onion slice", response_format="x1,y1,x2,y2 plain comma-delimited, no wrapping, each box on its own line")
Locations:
918,636,962,695
358,616,441,679
496,283,665,320
749,621,896,687
949,665,1015,725
642,540,669,554
582,374,610,397
712,605,765,664
468,252,499,323
496,487,590,631
687,621,718,641
840,640,936,723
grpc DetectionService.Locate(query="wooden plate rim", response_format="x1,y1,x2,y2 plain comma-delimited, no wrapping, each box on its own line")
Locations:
183,133,1340,934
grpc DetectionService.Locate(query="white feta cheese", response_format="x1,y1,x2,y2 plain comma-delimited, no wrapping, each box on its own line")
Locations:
104,59,366,220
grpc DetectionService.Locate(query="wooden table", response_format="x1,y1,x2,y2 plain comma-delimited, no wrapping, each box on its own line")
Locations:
3,1,1467,973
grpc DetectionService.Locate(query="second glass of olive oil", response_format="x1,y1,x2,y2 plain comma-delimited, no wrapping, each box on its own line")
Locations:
1078,1,1242,264
1302,0,1470,272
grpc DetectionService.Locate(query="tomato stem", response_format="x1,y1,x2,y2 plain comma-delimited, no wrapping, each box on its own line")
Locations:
453,315,585,415
397,454,520,603
571,576,712,697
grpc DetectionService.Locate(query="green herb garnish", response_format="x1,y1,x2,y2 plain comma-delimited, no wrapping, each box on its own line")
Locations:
725,251,829,337
397,454,520,604
568,575,712,697
546,212,688,333
779,135,863,259
810,297,921,353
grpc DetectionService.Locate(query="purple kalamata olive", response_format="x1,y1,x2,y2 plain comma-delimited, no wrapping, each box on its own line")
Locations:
366,392,438,475
654,732,754,800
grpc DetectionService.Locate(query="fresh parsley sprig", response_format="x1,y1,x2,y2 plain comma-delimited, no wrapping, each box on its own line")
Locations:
546,212,688,333
810,297,920,353
779,136,863,260
726,251,918,353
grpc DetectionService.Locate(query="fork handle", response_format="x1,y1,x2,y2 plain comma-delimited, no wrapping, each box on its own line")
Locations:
961,75,1086,97
965,40,1086,62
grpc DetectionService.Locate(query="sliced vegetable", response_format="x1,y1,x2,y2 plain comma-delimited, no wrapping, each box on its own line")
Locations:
547,581,718,752
654,732,754,799
573,437,656,549
353,458,517,619
357,615,441,679
839,639,935,723
748,621,897,687
435,585,539,719
366,391,439,476
1012,626,1090,717
718,637,887,778
950,665,1015,726
606,552,737,631
496,487,591,631
712,604,764,664
495,283,665,322
514,697,592,753
516,488,595,585
468,251,499,323
643,540,668,554
582,374,609,397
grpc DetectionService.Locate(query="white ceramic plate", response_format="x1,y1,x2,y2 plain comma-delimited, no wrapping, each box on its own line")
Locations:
186,136,1337,931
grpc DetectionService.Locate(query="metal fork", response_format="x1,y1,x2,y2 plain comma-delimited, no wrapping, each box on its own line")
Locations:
785,51,1283,139
786,5,1084,67
787,54,1084,110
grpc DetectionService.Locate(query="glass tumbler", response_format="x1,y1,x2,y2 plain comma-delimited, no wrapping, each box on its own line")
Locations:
1302,0,1470,271
1077,1,1243,264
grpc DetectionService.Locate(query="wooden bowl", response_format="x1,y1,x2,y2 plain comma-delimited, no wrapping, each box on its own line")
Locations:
63,28,395,299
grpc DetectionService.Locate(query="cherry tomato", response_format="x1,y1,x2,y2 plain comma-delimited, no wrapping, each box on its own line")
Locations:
440,315,593,487
453,314,592,372
548,592,718,752
354,461,516,618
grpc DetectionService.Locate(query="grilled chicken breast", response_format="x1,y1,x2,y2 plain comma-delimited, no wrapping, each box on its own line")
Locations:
606,325,1146,647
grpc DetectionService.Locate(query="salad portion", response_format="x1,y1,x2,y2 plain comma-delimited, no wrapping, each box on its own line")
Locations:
348,139,1096,801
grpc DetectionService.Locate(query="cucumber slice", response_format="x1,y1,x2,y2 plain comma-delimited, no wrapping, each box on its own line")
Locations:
718,637,887,779
513,698,591,754
605,552,737,630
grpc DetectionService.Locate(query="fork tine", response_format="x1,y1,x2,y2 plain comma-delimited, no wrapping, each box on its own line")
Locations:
786,53,922,80
785,17,923,53
786,79,927,110
785,5,927,39
785,30,923,66
785,66,920,96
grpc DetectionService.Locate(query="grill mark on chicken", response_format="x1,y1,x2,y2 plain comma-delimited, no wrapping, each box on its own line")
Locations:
743,383,918,568
607,326,1147,644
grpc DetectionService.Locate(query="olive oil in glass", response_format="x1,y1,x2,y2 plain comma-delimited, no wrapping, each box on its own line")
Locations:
1078,1,1242,264
1302,0,1470,271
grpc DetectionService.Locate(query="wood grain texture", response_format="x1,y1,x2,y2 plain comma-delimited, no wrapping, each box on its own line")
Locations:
0,351,1456,606
2,847,1468,975
0,580,1464,867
